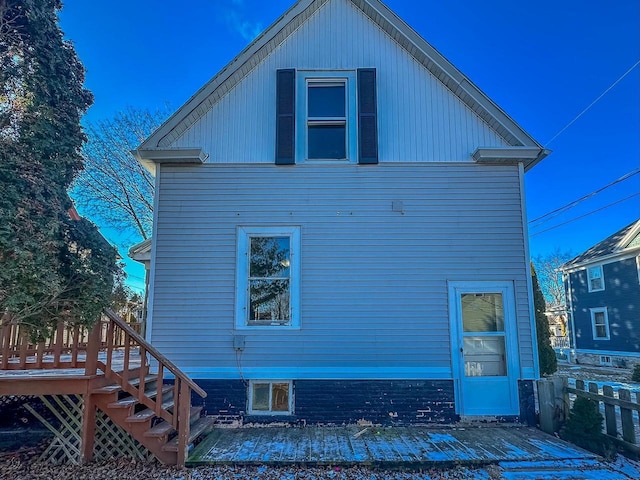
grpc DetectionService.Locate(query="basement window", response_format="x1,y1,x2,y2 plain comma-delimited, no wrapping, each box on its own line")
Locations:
248,381,293,415
600,355,612,366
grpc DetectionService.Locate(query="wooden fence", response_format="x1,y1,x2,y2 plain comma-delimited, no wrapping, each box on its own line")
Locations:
539,377,640,455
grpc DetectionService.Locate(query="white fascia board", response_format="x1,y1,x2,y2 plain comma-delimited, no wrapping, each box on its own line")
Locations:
560,247,640,273
617,221,640,250
472,147,550,171
129,238,152,263
132,148,208,175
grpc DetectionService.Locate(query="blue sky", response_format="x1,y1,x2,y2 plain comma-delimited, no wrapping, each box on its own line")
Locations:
58,0,639,292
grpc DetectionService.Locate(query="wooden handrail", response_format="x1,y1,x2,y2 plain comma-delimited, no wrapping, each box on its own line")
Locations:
102,309,206,398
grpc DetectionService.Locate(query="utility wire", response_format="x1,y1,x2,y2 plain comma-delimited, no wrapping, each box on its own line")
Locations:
530,192,640,237
544,59,640,147
529,168,640,226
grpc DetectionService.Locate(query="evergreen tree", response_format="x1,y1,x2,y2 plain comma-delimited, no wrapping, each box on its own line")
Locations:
0,0,118,335
532,263,557,375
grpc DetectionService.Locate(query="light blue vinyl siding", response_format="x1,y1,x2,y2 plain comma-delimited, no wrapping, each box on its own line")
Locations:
149,162,534,380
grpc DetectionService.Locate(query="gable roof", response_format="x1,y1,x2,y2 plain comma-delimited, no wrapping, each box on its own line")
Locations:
138,0,547,170
561,219,640,269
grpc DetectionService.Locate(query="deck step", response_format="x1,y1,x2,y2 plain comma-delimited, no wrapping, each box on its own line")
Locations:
162,416,214,452
93,375,159,394
144,420,174,438
126,397,176,423
108,384,172,408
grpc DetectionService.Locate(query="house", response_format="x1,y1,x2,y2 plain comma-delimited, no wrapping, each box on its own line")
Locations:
132,0,549,425
560,219,640,368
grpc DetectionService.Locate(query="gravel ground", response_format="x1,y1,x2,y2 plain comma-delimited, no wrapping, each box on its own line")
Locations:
0,446,499,480
0,458,499,480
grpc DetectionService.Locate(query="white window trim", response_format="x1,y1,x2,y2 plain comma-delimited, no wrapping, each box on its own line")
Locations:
235,226,301,330
587,265,605,292
590,307,610,340
636,256,640,285
247,380,293,415
296,70,357,164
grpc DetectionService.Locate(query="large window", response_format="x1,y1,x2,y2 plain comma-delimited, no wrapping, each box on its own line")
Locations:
296,72,357,162
590,307,610,340
236,227,300,329
587,265,604,292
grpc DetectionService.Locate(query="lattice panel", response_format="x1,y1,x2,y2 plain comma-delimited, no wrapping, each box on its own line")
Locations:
94,408,153,462
23,395,152,465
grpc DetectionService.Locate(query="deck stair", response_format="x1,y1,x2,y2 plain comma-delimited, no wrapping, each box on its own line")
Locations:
0,308,210,466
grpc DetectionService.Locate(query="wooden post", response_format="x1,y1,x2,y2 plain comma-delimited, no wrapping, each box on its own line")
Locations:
538,377,567,434
602,385,617,437
619,389,636,444
84,321,101,376
80,394,96,464
176,380,191,467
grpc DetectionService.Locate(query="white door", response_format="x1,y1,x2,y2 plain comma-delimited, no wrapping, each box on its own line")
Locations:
449,282,520,416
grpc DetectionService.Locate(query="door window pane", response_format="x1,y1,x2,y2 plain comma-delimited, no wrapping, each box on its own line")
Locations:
464,336,507,377
461,293,504,332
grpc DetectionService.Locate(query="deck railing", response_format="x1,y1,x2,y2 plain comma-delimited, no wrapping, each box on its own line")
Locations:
0,314,142,370
1,309,206,465
97,309,207,465
550,336,570,349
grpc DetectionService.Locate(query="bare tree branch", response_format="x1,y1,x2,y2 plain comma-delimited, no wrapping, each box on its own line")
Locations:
533,249,574,307
72,106,170,245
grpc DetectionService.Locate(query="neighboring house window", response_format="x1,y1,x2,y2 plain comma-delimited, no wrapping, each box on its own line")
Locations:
590,307,610,340
236,226,300,329
587,265,604,292
275,69,378,165
248,381,293,415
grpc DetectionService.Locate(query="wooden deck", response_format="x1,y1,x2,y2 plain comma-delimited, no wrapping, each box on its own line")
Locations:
188,425,598,467
0,310,209,466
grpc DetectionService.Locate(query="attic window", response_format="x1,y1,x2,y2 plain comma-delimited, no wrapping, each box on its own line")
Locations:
307,81,347,159
298,72,356,162
275,69,378,165
587,265,604,292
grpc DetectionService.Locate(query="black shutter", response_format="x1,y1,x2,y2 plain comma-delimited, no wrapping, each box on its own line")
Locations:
357,68,378,164
276,69,296,165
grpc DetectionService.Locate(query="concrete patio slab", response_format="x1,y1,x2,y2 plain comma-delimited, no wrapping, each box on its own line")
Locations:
187,425,599,468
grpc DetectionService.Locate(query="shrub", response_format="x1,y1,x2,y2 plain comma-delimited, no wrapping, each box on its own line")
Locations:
561,397,615,459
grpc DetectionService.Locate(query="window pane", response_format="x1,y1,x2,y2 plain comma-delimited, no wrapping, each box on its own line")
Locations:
596,325,607,338
308,84,345,118
590,278,603,290
249,279,290,324
271,383,290,412
594,312,605,325
464,336,507,377
308,125,346,159
461,293,504,332
250,237,290,278
252,384,270,411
